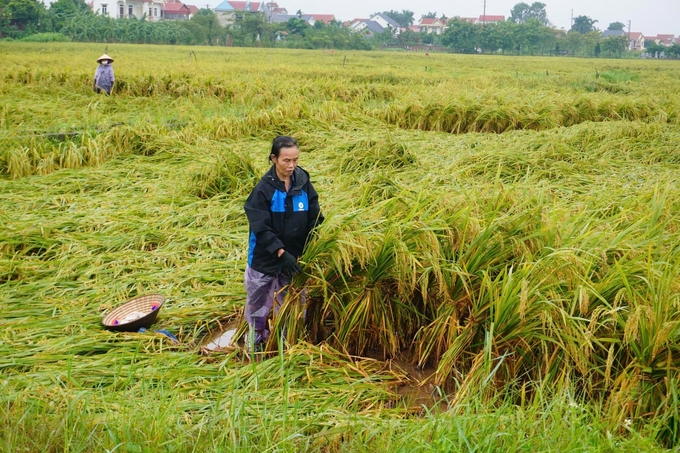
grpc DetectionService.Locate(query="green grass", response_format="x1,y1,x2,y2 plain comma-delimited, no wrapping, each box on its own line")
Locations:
2,42,680,451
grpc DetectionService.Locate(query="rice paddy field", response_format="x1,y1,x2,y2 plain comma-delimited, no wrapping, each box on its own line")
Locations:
2,42,680,451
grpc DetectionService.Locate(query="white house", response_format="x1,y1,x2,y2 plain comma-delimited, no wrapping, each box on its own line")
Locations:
418,17,445,34
628,32,644,50
369,13,400,35
91,0,164,21
264,2,286,22
348,18,387,36
347,18,370,31
213,0,265,26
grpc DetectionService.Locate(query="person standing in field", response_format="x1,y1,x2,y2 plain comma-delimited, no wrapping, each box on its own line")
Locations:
243,135,324,351
94,54,115,95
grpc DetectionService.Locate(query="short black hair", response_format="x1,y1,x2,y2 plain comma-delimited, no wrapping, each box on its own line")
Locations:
270,136,298,162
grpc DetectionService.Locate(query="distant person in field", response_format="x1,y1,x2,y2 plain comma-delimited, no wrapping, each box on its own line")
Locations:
94,54,115,95
243,135,324,351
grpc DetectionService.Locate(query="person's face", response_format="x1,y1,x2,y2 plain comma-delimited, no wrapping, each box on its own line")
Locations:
271,146,299,179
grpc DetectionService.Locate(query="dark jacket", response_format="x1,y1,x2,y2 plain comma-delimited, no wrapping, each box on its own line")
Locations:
245,165,323,276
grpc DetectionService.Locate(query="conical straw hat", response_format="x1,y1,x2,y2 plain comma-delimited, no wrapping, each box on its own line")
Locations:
102,294,165,332
97,53,114,63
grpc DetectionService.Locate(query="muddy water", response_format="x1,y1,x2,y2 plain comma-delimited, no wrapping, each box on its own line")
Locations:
202,330,446,410
203,326,242,351
391,360,448,411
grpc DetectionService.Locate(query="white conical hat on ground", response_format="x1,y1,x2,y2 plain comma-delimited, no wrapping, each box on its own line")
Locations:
97,54,114,63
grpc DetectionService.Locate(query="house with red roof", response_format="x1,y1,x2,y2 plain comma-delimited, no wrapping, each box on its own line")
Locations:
478,14,504,24
418,17,445,34
308,14,335,24
264,2,286,21
164,2,190,19
164,0,198,19
655,34,675,46
628,32,644,50
455,17,478,24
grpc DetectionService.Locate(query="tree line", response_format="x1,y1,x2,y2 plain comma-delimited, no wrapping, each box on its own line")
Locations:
1,0,678,57
0,0,372,48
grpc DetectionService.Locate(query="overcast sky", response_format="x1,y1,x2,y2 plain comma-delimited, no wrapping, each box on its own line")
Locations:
238,0,679,35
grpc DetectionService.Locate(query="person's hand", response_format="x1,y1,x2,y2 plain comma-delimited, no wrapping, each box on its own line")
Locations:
278,251,301,277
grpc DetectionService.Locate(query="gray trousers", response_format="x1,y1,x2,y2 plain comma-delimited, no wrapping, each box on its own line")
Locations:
244,266,291,343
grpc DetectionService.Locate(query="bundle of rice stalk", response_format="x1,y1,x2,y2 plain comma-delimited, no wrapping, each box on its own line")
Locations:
192,151,259,199
105,124,163,156
5,147,32,179
58,141,84,170
339,138,416,174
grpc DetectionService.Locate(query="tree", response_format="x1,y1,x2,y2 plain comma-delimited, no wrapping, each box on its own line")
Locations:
581,31,601,57
372,28,393,47
49,0,89,19
494,20,519,54
644,41,664,56
571,15,597,34
602,35,628,57
190,8,221,45
236,12,270,45
420,31,435,44
47,0,90,32
562,31,583,55
422,12,437,19
516,18,554,55
562,30,601,56
509,2,550,26
395,28,420,46
440,18,477,53
0,0,45,31
667,43,680,58
380,9,414,28
285,17,309,37
477,21,520,54
477,22,504,53
607,21,625,31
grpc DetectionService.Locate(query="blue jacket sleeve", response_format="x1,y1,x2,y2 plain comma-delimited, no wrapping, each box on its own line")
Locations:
244,189,284,256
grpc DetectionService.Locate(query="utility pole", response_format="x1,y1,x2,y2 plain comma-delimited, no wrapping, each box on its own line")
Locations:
570,9,573,30
482,0,486,26
628,20,632,50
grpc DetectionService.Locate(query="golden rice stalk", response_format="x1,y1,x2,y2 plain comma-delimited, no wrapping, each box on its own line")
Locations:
604,343,615,385
6,147,32,179
35,152,56,175
59,142,84,169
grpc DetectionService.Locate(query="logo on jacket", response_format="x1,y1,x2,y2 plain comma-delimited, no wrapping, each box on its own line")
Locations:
293,192,309,212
